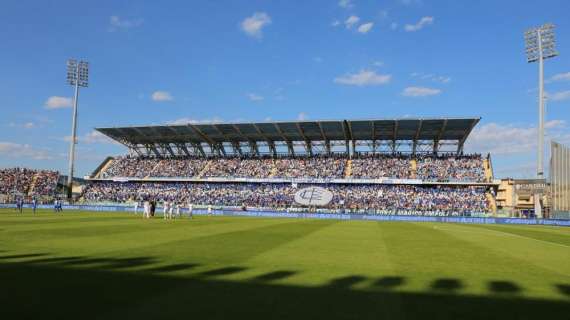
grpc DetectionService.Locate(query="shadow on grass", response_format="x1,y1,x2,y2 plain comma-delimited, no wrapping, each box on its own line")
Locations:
488,280,521,294
557,284,570,297
431,278,463,292
0,254,568,320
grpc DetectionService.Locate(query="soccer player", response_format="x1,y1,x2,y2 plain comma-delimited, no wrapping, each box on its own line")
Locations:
32,198,38,214
134,201,139,214
188,202,193,219
143,200,149,219
16,197,23,213
175,203,180,218
163,201,169,220
168,202,174,219
207,204,212,216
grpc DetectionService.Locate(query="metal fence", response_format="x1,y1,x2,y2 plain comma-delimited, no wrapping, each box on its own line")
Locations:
550,141,570,218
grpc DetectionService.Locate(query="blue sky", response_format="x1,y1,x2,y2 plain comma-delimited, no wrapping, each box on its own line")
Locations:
1,0,569,178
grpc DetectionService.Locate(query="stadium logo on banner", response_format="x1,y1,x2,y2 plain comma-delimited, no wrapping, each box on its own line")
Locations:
294,186,333,206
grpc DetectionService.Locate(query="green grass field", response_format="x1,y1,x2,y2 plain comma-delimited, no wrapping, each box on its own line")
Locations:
1,209,569,319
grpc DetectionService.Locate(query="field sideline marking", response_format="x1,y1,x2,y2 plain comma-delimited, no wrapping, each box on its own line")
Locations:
433,225,570,249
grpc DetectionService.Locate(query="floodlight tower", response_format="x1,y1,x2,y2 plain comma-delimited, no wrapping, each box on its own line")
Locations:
66,59,89,200
524,23,558,179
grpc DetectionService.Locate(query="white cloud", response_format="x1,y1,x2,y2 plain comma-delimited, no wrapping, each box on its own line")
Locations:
548,72,570,82
108,16,143,32
404,16,434,32
247,93,264,101
466,120,570,155
297,112,308,121
548,90,570,101
345,15,360,29
545,119,566,129
0,142,53,160
241,12,272,38
44,96,72,109
411,72,451,83
151,91,174,102
401,86,441,97
63,130,116,145
338,0,354,8
8,122,35,129
166,117,224,125
357,22,374,34
334,70,391,86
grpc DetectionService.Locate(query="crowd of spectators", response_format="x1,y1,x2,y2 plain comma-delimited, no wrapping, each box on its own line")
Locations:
273,155,346,178
416,154,485,182
149,158,205,177
203,157,274,178
81,182,490,215
31,170,59,195
351,154,411,179
0,168,59,196
97,154,486,182
100,157,157,178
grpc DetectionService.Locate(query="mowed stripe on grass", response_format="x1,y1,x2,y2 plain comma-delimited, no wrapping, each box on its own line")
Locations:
0,209,568,319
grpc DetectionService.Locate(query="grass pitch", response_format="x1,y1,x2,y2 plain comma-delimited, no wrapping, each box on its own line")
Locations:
0,209,569,319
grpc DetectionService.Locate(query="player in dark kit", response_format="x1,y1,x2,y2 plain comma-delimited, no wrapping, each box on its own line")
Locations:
16,198,24,213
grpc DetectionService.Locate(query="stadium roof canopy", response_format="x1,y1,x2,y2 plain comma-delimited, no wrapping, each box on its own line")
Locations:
96,118,480,157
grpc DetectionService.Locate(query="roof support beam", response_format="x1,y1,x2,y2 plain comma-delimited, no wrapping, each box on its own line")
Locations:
164,144,176,157
434,119,448,155
392,121,399,154
371,121,377,154
248,141,259,156
251,123,274,156
174,143,191,156
217,143,227,156
231,141,243,156
268,140,277,157
343,121,353,156
191,142,205,157
188,124,217,148
412,120,423,155
457,118,479,154
273,123,293,155
147,144,161,157
317,122,330,155
295,123,312,156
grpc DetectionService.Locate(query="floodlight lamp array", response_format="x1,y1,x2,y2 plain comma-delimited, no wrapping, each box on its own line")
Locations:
524,24,558,63
66,59,89,87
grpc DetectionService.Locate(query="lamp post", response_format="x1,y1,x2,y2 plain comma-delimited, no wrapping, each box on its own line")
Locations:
524,23,558,179
66,59,89,200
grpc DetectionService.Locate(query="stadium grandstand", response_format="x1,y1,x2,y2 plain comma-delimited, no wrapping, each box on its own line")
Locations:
80,117,498,216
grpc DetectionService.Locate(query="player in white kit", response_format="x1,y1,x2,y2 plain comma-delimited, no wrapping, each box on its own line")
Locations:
143,201,150,219
163,201,169,220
